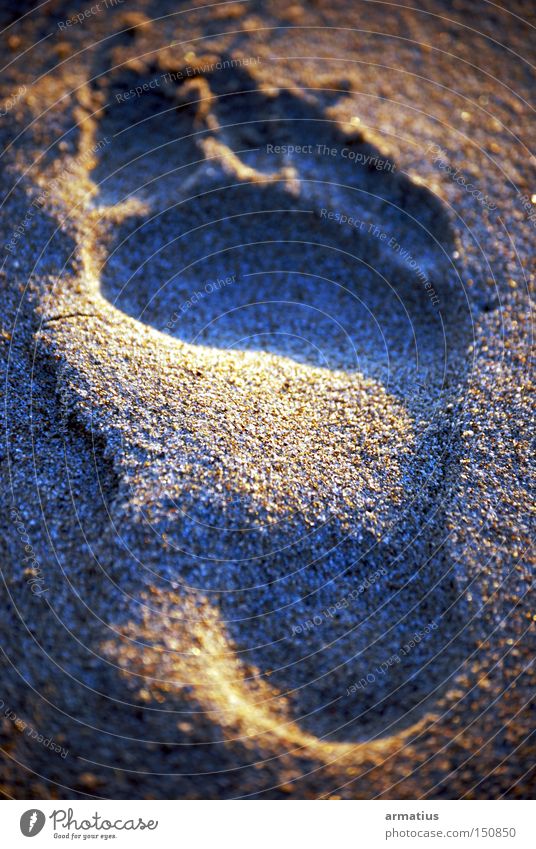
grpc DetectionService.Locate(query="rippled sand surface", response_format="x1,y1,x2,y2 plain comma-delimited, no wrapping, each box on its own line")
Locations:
1,0,534,798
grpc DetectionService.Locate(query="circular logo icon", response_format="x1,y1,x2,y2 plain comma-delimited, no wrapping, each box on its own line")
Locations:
20,810,46,837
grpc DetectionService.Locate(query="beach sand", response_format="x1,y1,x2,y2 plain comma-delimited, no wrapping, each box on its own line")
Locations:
0,0,534,798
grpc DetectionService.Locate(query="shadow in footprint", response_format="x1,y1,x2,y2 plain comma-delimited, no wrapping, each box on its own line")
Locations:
91,57,467,382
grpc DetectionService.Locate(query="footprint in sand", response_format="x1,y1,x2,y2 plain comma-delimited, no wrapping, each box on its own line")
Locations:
50,56,473,744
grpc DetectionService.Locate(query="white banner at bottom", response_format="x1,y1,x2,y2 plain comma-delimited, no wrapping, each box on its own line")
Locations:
2,799,534,848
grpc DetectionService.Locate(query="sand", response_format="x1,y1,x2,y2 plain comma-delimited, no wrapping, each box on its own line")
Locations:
0,0,534,799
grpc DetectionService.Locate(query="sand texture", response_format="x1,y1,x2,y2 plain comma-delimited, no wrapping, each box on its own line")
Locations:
0,0,534,799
